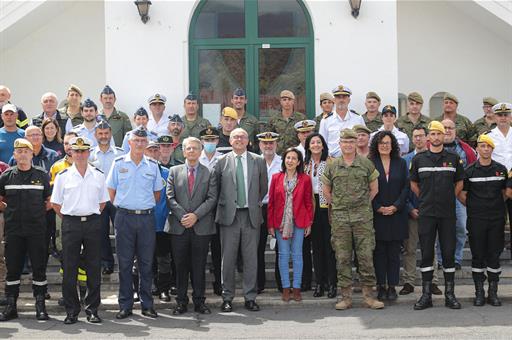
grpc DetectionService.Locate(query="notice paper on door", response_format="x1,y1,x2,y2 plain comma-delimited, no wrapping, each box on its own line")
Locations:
202,103,221,127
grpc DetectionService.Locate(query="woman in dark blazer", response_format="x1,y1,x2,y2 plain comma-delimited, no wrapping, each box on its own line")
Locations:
369,131,409,301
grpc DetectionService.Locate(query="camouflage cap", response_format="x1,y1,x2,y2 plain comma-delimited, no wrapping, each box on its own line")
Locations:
366,91,381,102
483,97,498,106
319,92,334,103
339,128,357,140
407,92,423,104
353,124,371,135
280,90,295,100
443,92,459,104
68,84,83,97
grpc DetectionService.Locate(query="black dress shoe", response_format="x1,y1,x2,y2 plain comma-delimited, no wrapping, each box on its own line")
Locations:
244,300,260,312
115,309,133,319
399,283,415,295
212,283,222,296
327,285,337,299
152,287,160,296
313,284,324,298
142,307,158,318
64,315,78,325
257,288,265,294
387,286,398,301
172,303,188,315
170,287,178,296
194,303,211,314
159,291,171,302
102,268,113,275
221,301,232,313
86,311,102,323
45,293,51,300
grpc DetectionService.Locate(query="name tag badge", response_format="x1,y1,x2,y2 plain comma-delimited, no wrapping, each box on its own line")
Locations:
119,168,128,174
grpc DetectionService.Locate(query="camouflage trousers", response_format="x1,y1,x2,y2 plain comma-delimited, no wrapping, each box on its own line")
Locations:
331,216,376,288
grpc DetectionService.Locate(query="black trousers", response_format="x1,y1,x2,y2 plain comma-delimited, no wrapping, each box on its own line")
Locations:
302,233,312,288
311,198,337,287
155,231,176,292
4,232,47,298
418,216,456,281
171,229,211,305
62,215,102,315
210,224,222,287
467,217,505,282
100,202,116,270
507,199,512,259
373,240,401,286
258,205,269,290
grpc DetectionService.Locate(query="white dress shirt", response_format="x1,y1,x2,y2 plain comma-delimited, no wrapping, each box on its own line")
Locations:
199,150,223,171
319,111,365,157
233,151,249,208
262,154,282,204
488,126,512,170
147,114,170,136
51,164,110,216
296,144,306,159
370,126,410,156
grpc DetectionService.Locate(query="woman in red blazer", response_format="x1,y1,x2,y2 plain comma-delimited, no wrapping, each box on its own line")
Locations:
268,147,314,302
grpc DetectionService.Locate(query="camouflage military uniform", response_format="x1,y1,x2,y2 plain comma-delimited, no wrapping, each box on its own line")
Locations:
472,117,496,138
266,111,307,155
239,112,260,153
321,155,380,288
362,112,383,132
396,113,431,151
180,115,211,141
433,113,475,144
59,106,83,129
314,112,333,133
100,108,133,147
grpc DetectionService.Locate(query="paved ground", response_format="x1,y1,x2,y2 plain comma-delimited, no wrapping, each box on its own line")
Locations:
3,286,512,339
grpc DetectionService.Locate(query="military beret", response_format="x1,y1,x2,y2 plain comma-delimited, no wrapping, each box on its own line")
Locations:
68,84,83,97
131,126,148,138
168,114,184,124
428,121,446,134
353,124,371,135
407,92,424,104
148,93,166,104
257,131,279,142
366,91,381,102
332,85,352,96
70,136,92,150
146,141,159,149
294,120,316,132
233,88,246,97
443,92,459,104
382,105,397,115
340,128,357,140
483,97,498,106
319,92,334,103
200,126,220,139
185,93,198,101
2,103,17,114
83,98,97,110
101,85,115,96
493,102,512,114
13,138,33,151
222,107,238,120
280,90,295,100
95,120,111,130
477,134,495,149
134,107,148,117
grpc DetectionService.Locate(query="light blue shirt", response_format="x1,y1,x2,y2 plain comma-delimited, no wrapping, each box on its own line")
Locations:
89,145,125,174
0,128,25,163
121,129,158,153
106,153,165,210
73,124,116,148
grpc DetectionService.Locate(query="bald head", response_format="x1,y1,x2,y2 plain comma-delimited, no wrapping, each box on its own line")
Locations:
441,118,456,143
0,85,11,106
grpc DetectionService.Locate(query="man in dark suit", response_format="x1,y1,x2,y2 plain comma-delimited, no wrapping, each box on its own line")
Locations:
166,137,217,315
214,128,268,312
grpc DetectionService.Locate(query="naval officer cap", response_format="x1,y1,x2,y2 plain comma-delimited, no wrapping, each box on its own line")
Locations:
14,138,33,151
70,136,92,151
493,102,512,115
200,126,220,139
332,85,352,96
257,132,279,142
294,120,316,132
148,93,166,105
101,85,116,96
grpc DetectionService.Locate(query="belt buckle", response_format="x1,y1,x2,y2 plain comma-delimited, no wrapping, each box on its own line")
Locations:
135,210,141,215
81,217,87,222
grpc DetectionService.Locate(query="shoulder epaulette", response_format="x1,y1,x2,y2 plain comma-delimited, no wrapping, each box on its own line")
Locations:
114,155,124,162
115,147,124,152
148,158,158,164
57,168,69,176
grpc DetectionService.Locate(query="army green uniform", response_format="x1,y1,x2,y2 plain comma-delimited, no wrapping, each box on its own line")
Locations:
321,156,380,288
433,113,475,143
472,117,496,138
101,108,133,147
239,112,260,153
362,112,383,132
59,106,83,128
266,111,307,155
180,115,211,141
395,113,432,151
314,112,333,133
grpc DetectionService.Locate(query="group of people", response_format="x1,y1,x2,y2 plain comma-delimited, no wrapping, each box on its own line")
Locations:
0,82,511,324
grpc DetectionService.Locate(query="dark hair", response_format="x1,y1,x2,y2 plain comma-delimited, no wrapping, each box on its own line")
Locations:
41,118,62,143
64,131,78,138
369,130,400,160
304,133,329,164
412,126,428,135
281,147,304,174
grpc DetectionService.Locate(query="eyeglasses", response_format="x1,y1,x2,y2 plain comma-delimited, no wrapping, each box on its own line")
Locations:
232,135,248,140
378,141,391,146
26,134,42,137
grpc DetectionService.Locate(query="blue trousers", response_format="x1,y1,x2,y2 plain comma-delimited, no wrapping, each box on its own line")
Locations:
276,227,304,289
436,199,467,265
101,202,116,270
115,210,155,310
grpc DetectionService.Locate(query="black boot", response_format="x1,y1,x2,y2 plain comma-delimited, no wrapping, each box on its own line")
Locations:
444,281,461,309
0,293,7,306
313,284,324,298
327,285,337,299
413,281,433,310
487,281,501,306
473,280,485,306
35,295,49,320
0,297,18,321
377,285,387,301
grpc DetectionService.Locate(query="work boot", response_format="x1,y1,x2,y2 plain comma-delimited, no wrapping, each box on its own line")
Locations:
413,281,433,310
335,287,352,310
444,281,461,309
0,297,18,321
0,293,7,306
281,288,290,302
293,288,302,302
487,281,501,307
362,286,384,309
35,295,49,320
473,280,485,306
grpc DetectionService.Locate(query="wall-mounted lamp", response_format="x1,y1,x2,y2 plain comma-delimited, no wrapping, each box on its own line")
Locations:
349,0,362,19
134,0,152,24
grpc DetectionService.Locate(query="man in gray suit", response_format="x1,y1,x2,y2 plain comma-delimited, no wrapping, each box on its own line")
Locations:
166,137,218,315
214,128,268,312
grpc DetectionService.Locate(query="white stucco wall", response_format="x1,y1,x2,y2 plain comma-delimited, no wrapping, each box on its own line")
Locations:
0,1,106,118
398,0,512,120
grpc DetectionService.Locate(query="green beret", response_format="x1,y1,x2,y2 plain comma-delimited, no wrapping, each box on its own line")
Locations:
443,92,459,104
407,92,423,104
339,128,357,140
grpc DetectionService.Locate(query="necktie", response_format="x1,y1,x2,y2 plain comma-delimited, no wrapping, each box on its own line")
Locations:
236,155,246,208
188,167,195,195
